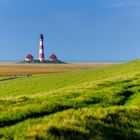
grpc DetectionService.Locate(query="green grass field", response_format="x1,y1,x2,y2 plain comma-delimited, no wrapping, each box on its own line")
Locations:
0,61,140,140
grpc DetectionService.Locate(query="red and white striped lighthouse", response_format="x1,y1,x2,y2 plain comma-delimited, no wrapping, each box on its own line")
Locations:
39,33,45,62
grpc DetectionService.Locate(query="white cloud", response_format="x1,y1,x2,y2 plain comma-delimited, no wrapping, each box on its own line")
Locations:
108,1,140,8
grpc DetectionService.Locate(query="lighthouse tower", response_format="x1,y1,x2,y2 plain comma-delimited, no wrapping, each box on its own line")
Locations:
39,33,45,62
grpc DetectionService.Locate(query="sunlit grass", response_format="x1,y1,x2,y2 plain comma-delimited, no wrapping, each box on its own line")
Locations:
0,61,140,139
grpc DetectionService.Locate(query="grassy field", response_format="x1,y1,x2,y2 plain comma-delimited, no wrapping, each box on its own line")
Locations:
0,62,115,76
0,61,140,140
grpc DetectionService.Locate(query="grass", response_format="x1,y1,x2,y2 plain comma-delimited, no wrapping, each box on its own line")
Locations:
0,62,114,76
0,61,140,139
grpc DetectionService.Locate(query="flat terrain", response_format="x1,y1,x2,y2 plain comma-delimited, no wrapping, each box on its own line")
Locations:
0,62,116,76
0,61,140,140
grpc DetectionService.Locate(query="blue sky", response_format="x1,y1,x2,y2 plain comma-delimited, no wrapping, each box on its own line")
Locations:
0,0,140,62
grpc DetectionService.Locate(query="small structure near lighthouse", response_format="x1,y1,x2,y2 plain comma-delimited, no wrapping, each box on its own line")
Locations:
25,54,34,62
24,33,64,63
46,53,63,63
48,53,58,61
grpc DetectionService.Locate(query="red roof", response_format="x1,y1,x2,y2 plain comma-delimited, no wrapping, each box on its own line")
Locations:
49,53,58,61
26,54,33,60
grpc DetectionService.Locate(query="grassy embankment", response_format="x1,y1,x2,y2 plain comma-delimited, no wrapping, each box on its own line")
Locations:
0,61,140,139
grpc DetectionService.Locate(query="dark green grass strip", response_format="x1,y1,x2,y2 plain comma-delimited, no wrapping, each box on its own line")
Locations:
0,104,72,128
0,98,102,128
117,90,134,105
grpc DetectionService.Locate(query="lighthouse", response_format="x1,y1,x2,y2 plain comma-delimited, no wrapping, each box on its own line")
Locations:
39,33,45,62
24,33,64,63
